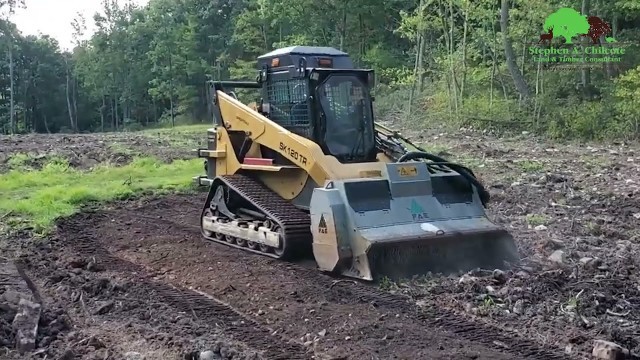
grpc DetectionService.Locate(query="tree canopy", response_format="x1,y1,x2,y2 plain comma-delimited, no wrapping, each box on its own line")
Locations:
1,0,639,139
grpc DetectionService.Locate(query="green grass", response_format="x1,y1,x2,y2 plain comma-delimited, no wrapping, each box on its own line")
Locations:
139,123,211,135
7,153,31,168
6,153,68,171
0,156,202,235
518,160,545,172
107,142,140,155
526,214,550,226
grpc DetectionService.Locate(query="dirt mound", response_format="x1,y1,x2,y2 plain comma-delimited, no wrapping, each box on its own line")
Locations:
0,131,202,173
0,260,76,359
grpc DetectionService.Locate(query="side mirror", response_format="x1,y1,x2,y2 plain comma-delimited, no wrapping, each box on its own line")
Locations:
368,71,375,88
296,57,308,78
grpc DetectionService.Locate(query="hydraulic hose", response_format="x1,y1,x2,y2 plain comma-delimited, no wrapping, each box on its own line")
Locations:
398,151,490,206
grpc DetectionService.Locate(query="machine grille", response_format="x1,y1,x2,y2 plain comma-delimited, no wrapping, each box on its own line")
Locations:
266,78,312,138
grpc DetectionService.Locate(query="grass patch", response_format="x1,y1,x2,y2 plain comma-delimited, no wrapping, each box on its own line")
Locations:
0,156,203,235
519,160,545,172
7,153,31,168
140,124,211,136
107,142,140,155
526,214,550,226
578,154,611,170
7,153,68,171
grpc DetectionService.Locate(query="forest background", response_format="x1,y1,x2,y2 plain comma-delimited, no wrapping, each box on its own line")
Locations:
1,0,639,140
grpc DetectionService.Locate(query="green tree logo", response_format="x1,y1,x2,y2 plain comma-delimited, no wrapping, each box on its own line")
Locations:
541,7,617,44
543,8,590,44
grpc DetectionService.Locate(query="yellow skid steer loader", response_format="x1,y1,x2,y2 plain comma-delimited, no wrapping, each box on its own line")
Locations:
193,46,519,281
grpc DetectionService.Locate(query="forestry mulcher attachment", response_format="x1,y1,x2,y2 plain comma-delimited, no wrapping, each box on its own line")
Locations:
194,46,519,281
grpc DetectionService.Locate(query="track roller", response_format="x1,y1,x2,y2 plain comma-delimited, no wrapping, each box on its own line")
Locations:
200,175,312,260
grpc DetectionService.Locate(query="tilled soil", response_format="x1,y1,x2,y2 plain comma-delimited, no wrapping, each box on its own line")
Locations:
14,194,573,359
394,129,640,358
1,127,639,359
0,130,202,173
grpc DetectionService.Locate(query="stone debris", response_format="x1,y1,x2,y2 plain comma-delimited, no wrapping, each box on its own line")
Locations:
592,340,628,360
11,299,42,353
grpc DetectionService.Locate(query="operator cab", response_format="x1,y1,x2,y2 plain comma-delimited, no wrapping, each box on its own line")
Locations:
255,46,377,164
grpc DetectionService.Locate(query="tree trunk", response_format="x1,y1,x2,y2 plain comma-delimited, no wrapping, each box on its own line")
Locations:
339,1,348,51
169,53,175,127
595,7,614,79
22,71,29,132
31,100,37,132
114,96,119,130
580,0,591,96
110,96,115,129
72,76,79,129
460,2,469,103
407,40,419,117
417,29,425,91
100,95,106,132
153,97,158,123
490,22,497,111
358,14,364,67
407,0,424,119
610,15,619,77
438,0,454,112
43,114,51,134
65,59,75,132
500,0,530,99
8,38,16,134
447,0,459,111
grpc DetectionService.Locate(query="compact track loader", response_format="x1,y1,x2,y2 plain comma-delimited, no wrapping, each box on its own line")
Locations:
194,46,519,281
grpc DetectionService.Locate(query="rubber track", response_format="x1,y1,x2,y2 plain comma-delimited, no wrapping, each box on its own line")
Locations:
59,224,312,360
202,174,312,258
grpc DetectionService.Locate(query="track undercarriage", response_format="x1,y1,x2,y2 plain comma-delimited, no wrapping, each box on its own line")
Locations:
200,175,312,260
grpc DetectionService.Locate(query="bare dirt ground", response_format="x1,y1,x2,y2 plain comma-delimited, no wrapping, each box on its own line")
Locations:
401,128,640,358
0,129,201,172
1,126,639,359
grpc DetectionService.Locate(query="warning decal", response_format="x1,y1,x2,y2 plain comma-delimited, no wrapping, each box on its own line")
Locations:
318,214,328,234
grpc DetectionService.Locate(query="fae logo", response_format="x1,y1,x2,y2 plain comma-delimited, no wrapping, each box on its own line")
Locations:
408,199,429,221
318,214,328,234
529,7,627,69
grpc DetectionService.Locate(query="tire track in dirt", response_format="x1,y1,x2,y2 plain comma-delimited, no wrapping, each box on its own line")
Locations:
52,194,577,360
55,223,312,360
136,194,578,360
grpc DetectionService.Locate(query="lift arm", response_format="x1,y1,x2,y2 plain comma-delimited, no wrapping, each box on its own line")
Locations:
216,90,353,187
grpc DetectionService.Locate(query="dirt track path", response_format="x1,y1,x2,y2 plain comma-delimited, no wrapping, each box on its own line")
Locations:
21,193,580,359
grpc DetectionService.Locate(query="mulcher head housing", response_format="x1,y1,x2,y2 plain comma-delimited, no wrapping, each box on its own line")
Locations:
309,162,519,281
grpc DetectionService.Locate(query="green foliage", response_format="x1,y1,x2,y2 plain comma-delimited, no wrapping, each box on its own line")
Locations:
526,214,549,226
613,65,640,135
0,0,638,140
